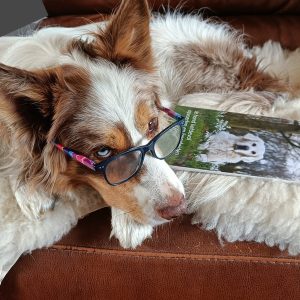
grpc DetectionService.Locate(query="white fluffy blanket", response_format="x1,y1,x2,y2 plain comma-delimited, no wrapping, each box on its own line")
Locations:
179,42,300,255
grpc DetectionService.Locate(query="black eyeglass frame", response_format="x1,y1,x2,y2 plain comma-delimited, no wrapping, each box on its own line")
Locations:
54,107,185,186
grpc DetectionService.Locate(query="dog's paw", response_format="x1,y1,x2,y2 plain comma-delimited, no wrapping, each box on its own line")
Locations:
110,208,153,249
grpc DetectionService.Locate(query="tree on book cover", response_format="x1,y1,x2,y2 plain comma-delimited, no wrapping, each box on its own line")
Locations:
166,105,300,182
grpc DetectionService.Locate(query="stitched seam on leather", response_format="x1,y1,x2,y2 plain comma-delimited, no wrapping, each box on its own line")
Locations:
47,246,300,265
54,243,295,259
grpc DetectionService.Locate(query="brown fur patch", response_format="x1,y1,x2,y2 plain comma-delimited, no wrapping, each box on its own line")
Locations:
85,175,146,223
172,41,244,95
68,0,154,72
172,40,290,97
238,57,290,92
135,100,158,135
105,123,133,152
54,159,146,223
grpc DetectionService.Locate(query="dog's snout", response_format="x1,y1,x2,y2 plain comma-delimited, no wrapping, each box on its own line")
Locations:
156,192,186,220
234,144,249,151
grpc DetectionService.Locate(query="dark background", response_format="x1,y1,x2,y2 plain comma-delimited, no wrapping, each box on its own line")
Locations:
0,0,46,36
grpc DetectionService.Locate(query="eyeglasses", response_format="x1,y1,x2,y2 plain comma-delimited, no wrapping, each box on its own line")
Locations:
54,107,185,186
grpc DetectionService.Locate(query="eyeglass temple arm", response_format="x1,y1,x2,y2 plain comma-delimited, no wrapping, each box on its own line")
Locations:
53,143,96,171
159,107,184,121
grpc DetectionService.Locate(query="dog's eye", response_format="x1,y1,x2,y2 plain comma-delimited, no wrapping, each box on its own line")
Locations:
252,151,256,155
252,143,256,147
148,117,158,133
96,147,112,158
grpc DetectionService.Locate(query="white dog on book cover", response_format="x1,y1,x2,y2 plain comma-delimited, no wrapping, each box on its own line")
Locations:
1,0,300,283
197,131,266,164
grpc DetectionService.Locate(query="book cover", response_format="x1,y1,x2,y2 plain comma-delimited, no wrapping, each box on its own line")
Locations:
166,105,300,182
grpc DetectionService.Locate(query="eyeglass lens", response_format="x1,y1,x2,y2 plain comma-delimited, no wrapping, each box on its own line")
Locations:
105,124,182,184
154,124,182,159
105,150,143,184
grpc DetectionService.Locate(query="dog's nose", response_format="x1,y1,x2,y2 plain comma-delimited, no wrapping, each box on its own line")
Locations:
156,193,186,220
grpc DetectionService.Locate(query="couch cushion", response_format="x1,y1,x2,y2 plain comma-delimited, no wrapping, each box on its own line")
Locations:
42,0,300,16
1,208,300,300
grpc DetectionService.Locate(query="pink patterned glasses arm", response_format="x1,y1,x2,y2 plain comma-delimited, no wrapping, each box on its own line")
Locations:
54,143,96,171
159,107,183,121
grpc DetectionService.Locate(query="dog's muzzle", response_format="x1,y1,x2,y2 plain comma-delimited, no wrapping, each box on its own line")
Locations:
156,191,186,220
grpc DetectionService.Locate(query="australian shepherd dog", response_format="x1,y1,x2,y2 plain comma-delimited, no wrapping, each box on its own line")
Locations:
1,0,300,281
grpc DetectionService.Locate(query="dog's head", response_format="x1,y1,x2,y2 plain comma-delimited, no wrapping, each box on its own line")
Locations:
234,133,265,162
0,0,185,225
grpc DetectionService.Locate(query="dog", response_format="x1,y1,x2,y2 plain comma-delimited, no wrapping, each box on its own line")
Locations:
197,131,265,164
1,0,300,282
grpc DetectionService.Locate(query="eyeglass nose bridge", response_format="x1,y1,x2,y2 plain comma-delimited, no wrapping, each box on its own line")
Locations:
141,139,158,159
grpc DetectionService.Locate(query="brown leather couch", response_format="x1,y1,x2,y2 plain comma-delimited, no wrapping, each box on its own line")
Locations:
1,1,300,299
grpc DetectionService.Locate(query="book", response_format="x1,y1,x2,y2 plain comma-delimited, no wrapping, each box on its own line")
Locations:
166,105,300,183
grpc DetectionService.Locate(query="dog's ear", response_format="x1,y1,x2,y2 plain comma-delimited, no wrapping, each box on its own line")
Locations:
72,0,153,71
0,63,90,139
0,63,56,135
243,133,258,141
